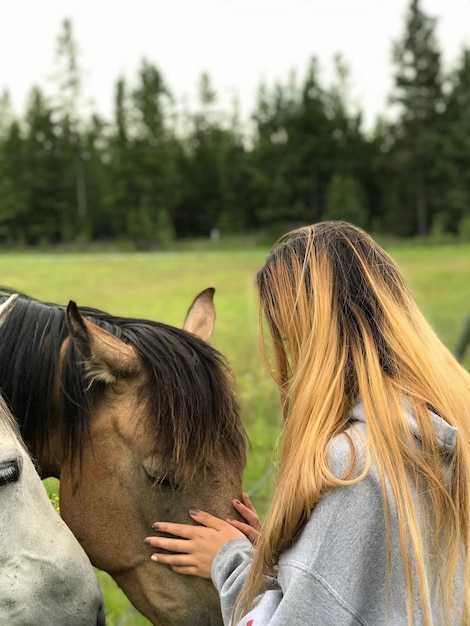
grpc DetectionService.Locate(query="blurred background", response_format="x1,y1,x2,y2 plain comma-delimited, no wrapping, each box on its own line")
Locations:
1,0,470,248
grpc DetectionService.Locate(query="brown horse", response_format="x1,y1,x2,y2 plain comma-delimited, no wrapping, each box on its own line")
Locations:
0,287,247,625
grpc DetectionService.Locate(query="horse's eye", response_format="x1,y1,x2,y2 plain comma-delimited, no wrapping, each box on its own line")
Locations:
156,476,175,490
0,458,20,486
143,466,177,491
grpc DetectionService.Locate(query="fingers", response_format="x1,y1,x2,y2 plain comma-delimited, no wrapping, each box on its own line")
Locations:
226,518,259,544
188,508,229,531
144,529,212,578
232,493,262,531
149,550,205,578
145,509,226,542
146,509,246,579
147,521,196,539
144,535,189,553
241,492,257,513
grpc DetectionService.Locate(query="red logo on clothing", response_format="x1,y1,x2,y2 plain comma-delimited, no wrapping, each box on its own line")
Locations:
247,621,254,626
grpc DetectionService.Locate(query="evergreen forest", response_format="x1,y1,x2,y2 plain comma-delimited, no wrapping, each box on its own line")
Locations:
1,0,470,249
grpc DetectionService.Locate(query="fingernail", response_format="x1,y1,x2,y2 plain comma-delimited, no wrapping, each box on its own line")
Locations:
151,554,158,562
235,499,241,504
189,508,199,516
143,538,151,545
152,523,159,530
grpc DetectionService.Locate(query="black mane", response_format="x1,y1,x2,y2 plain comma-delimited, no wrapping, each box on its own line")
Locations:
0,288,246,482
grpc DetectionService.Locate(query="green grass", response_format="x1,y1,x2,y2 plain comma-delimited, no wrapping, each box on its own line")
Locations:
2,241,470,625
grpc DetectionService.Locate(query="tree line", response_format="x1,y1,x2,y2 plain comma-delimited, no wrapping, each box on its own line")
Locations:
1,0,470,248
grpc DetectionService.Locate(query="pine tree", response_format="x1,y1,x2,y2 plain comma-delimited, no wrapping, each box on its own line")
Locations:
177,72,221,236
52,18,88,238
389,0,443,236
24,86,63,244
0,120,28,245
129,59,178,248
437,49,470,234
323,173,368,228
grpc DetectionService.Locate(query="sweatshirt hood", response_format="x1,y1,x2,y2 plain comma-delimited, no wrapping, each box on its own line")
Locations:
350,400,458,454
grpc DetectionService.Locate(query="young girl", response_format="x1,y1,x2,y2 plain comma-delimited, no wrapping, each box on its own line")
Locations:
145,221,469,625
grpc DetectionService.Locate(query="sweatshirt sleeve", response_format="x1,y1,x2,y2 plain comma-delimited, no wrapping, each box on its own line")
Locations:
212,537,364,626
211,538,280,625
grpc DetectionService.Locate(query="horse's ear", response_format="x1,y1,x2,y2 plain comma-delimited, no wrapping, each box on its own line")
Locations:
183,287,216,342
0,293,19,325
66,301,141,384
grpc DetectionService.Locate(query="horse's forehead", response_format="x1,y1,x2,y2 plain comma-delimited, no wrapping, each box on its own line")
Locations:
90,377,153,443
0,420,22,455
0,439,21,463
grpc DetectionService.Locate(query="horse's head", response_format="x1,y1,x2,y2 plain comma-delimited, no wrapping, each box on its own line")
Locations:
57,289,247,626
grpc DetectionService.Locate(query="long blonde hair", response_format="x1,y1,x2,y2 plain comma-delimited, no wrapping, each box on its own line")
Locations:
237,221,470,624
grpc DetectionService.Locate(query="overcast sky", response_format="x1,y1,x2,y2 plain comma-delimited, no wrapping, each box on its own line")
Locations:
1,0,470,131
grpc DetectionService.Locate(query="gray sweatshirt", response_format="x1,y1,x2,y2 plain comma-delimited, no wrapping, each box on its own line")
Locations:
211,403,463,625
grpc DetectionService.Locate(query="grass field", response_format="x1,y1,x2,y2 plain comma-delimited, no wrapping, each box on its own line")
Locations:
0,240,469,625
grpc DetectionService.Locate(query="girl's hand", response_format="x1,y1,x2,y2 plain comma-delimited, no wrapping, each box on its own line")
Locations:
228,492,262,544
144,509,244,578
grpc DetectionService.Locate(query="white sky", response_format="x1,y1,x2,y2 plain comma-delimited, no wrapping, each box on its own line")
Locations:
1,0,470,132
